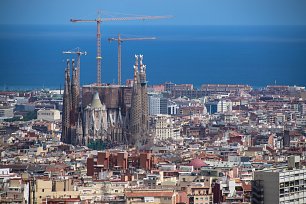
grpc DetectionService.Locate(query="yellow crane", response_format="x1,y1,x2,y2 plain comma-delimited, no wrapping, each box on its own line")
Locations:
108,34,156,85
70,15,171,85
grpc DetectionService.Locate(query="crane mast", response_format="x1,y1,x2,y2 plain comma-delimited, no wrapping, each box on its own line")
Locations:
96,19,102,86
108,34,156,85
70,15,171,85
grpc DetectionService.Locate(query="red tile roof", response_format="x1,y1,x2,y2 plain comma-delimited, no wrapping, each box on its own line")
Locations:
242,182,251,192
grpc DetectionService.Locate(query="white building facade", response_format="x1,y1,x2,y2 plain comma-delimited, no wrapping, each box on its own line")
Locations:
152,114,180,141
252,156,306,204
0,107,14,119
37,109,60,121
149,94,161,116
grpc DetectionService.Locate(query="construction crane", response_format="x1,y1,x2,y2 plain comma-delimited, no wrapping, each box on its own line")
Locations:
63,48,87,88
108,34,156,85
70,15,171,85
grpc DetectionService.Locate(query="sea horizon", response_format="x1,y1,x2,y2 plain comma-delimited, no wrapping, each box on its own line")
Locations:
1,24,306,88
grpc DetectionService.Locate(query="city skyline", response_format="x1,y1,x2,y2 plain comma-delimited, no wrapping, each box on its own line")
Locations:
1,2,306,203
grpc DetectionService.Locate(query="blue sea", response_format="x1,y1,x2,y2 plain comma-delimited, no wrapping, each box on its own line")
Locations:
0,25,306,90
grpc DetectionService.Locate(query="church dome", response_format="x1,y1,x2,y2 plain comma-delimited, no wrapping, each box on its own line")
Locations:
189,158,208,168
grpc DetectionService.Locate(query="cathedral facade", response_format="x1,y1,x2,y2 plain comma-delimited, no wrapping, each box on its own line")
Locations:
61,55,150,149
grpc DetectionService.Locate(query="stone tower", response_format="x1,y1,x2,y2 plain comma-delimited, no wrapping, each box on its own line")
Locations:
61,60,72,144
129,55,150,147
61,59,82,145
139,55,149,143
70,59,79,145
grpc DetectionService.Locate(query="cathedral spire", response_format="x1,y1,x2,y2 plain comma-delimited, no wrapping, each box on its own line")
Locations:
129,54,149,148
61,59,72,143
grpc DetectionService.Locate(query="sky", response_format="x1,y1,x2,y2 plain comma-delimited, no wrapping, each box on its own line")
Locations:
1,0,306,26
